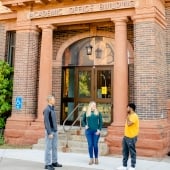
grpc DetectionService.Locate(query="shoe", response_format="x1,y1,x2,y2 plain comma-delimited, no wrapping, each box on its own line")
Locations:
44,165,54,170
116,166,127,170
52,162,63,167
89,158,94,165
95,158,99,164
128,167,135,170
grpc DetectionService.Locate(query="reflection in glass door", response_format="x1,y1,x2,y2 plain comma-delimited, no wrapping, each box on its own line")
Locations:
78,70,91,98
61,67,75,124
96,68,112,124
76,66,113,126
61,66,113,126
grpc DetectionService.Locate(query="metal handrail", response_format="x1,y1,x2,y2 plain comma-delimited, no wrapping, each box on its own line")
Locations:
62,103,84,132
62,103,85,149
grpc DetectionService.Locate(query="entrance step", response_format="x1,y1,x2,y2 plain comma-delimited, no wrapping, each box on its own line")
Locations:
32,126,109,156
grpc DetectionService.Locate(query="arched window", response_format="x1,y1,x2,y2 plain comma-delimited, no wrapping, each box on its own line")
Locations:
63,36,114,66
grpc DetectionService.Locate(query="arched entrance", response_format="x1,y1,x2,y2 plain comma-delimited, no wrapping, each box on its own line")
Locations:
61,36,114,127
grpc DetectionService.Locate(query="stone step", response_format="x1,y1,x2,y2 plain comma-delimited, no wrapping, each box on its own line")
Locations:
33,140,108,156
34,132,106,144
32,126,109,156
33,136,106,148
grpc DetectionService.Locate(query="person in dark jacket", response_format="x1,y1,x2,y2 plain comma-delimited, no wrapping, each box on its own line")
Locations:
43,95,62,170
82,101,103,165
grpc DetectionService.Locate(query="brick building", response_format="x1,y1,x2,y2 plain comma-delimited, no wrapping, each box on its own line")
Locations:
0,0,170,157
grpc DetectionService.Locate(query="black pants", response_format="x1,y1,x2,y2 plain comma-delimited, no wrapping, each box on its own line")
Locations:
122,136,137,168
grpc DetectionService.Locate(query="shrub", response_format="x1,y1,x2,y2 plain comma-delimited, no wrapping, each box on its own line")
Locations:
0,60,13,129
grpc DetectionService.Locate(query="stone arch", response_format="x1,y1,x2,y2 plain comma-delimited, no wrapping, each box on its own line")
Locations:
55,31,134,66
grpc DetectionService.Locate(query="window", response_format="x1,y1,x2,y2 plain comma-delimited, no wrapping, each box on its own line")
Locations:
6,31,16,67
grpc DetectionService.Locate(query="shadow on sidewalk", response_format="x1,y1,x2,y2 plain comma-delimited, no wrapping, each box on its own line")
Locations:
0,158,102,170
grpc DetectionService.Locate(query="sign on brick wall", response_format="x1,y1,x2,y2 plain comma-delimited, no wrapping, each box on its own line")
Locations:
28,0,135,19
15,96,23,110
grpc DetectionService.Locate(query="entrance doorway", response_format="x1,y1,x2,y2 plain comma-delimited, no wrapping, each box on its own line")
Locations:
60,36,114,127
61,66,113,127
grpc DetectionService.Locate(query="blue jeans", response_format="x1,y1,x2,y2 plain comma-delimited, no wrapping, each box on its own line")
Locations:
85,129,100,158
122,136,137,168
45,131,58,165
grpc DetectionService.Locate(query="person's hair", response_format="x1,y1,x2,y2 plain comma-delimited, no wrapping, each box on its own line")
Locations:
128,103,136,111
86,101,99,117
47,95,55,102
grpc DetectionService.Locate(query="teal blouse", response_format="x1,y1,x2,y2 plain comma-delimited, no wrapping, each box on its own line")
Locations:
82,111,103,131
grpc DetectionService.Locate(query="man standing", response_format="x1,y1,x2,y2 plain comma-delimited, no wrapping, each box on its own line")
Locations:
117,103,139,170
43,95,62,170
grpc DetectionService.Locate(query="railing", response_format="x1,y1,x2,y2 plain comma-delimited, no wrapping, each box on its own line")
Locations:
62,103,85,149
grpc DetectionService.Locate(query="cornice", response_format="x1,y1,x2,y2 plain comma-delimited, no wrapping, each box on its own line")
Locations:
132,7,167,29
1,0,50,8
16,24,40,32
0,12,17,21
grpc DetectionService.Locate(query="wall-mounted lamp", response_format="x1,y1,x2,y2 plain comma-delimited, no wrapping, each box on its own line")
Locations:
95,48,102,58
86,44,93,55
86,24,93,55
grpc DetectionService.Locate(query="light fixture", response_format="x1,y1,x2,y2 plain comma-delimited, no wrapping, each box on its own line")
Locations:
95,48,102,58
86,44,93,55
86,24,93,55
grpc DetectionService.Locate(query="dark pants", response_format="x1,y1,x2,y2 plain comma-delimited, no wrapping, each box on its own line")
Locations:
85,129,100,158
122,136,137,168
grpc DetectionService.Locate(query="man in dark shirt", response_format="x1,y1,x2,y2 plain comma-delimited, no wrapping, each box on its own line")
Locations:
43,95,62,170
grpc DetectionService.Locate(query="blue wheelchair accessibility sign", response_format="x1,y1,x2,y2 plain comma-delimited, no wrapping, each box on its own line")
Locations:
15,97,23,110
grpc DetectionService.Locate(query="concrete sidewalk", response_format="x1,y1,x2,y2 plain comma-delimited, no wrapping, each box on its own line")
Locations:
0,149,170,170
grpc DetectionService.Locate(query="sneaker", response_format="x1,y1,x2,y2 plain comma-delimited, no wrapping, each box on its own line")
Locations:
44,165,54,170
128,167,135,170
52,162,62,167
116,166,127,170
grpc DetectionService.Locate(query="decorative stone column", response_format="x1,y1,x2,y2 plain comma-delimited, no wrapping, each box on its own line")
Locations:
5,25,40,145
113,17,128,124
105,17,128,154
37,25,54,120
132,9,169,156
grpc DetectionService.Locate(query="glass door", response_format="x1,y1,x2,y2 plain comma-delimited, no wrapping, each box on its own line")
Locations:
61,67,75,124
61,66,113,126
75,66,113,126
95,67,113,125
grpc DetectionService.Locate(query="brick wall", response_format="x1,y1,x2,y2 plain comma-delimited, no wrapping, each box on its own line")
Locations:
52,29,87,119
12,30,39,115
166,5,170,99
127,23,134,47
52,67,62,123
52,23,134,117
134,21,167,119
128,64,134,103
128,23,135,103
97,24,114,32
0,24,6,60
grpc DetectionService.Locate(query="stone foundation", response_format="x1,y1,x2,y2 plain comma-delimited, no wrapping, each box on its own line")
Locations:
105,119,170,157
4,114,44,145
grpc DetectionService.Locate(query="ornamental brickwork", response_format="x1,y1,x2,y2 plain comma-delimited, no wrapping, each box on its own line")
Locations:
0,0,170,157
134,21,167,119
166,3,170,99
0,24,6,60
12,30,39,115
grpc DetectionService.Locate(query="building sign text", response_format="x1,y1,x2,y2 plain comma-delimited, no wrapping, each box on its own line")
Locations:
28,0,135,19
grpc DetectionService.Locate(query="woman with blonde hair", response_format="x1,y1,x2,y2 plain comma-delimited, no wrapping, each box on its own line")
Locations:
82,101,103,165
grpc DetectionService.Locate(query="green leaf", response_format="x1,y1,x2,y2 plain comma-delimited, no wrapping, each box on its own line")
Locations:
0,60,13,128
